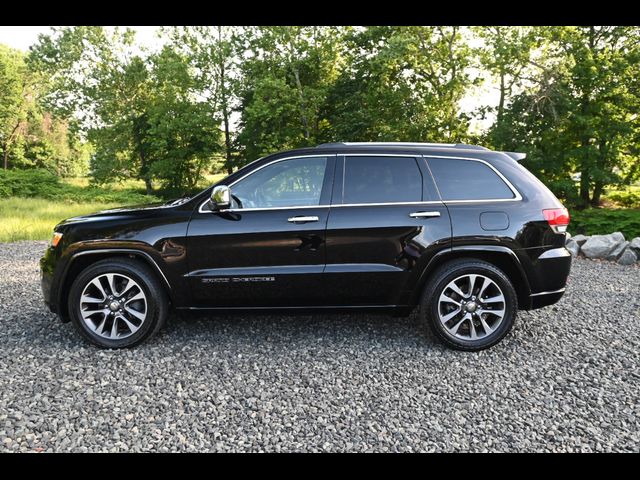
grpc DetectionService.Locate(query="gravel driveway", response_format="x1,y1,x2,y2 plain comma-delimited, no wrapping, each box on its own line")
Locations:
0,241,638,452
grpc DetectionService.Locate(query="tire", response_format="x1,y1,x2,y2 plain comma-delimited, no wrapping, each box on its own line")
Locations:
419,258,517,351
68,258,169,349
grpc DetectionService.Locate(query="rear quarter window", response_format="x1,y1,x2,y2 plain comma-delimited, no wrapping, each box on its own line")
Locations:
427,157,516,201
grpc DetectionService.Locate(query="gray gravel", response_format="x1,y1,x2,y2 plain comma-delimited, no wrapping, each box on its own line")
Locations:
1,241,639,452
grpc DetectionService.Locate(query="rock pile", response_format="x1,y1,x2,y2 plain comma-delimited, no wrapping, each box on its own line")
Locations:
566,232,640,265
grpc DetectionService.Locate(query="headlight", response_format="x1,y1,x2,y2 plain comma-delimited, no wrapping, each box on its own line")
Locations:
51,232,63,248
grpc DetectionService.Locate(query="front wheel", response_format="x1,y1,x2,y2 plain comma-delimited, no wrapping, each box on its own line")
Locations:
419,259,517,351
68,258,169,349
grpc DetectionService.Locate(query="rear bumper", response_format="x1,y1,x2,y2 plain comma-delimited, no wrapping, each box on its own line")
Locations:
523,246,572,310
529,288,566,309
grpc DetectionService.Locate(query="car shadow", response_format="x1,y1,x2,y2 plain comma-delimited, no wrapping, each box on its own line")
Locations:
18,304,443,353
158,309,439,351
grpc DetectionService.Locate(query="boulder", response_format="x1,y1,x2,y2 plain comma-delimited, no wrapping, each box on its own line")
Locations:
606,240,629,261
630,237,640,253
571,234,590,246
565,239,580,257
581,232,625,259
617,247,638,265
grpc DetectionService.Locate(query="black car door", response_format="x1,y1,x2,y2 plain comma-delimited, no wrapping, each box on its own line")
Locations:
186,154,336,308
323,154,452,306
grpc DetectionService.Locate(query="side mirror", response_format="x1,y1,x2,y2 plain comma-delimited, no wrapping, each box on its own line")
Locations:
209,185,231,210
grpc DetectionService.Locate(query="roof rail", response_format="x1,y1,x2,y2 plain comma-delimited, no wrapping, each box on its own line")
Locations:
316,142,490,151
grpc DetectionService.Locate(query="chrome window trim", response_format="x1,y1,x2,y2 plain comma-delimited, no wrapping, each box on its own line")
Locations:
333,201,441,208
217,205,330,213
198,154,335,214
423,155,523,203
198,152,523,214
210,200,443,214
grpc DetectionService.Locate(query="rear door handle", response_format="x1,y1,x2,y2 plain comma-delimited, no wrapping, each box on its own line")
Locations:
409,211,441,218
288,215,319,223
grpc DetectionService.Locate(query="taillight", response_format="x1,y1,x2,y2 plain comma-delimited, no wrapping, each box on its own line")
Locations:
543,208,570,233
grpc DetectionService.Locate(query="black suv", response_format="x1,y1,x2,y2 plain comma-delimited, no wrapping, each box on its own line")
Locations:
41,142,572,351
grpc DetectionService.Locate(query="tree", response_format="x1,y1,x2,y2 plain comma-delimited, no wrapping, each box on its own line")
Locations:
490,26,640,208
324,26,476,143
0,44,32,169
29,27,221,192
18,112,91,176
167,26,240,174
234,26,345,162
558,26,640,207
144,47,221,190
474,26,540,129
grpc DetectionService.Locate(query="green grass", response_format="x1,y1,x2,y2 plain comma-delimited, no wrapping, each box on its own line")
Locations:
0,172,229,242
0,197,122,243
570,208,640,240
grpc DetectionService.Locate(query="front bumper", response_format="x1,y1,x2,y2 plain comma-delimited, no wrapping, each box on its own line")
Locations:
40,256,55,313
40,244,61,314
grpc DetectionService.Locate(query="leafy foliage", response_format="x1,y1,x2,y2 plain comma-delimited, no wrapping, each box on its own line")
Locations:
570,209,640,240
1,26,639,207
234,26,345,160
0,44,87,174
605,188,640,209
29,28,221,193
0,169,159,203
487,26,640,208
325,26,476,143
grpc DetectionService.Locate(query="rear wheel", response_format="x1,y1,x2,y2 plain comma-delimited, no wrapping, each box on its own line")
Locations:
68,258,168,348
419,259,517,351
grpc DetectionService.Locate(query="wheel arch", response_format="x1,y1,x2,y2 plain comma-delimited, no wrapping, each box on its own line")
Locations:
57,249,173,322
411,246,531,309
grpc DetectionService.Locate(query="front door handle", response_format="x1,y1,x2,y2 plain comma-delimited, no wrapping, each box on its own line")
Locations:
409,211,441,218
288,215,319,223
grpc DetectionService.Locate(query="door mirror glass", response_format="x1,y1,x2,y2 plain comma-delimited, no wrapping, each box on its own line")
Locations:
209,185,231,210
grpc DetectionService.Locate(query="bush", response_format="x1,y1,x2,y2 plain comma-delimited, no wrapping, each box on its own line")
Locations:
570,208,640,240
0,169,60,198
0,169,160,204
606,191,640,209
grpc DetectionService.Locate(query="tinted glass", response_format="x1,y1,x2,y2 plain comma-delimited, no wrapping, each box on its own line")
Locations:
232,157,328,208
343,156,423,204
428,158,515,200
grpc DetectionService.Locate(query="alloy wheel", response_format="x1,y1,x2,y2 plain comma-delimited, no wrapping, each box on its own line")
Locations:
79,273,148,340
437,273,506,341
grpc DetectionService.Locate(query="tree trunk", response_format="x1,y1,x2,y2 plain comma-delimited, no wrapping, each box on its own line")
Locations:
577,27,597,209
220,60,233,175
292,68,311,140
579,167,590,208
497,71,506,127
223,108,233,175
139,150,153,195
591,181,604,207
2,143,7,170
144,178,153,195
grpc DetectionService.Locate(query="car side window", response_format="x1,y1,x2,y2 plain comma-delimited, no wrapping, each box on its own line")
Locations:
342,156,423,204
427,158,516,201
232,156,328,209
